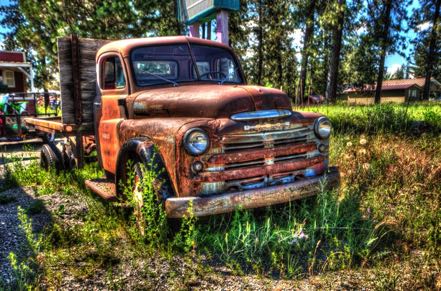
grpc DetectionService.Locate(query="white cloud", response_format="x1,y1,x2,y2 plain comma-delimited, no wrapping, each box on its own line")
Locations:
417,21,431,32
387,63,402,75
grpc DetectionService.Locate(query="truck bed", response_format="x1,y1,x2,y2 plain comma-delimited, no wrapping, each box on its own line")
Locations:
24,117,93,134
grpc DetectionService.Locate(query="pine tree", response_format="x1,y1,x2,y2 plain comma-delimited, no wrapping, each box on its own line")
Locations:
299,0,317,103
422,0,441,99
325,0,346,103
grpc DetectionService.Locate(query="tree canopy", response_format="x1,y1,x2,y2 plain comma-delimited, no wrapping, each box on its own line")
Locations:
0,0,438,101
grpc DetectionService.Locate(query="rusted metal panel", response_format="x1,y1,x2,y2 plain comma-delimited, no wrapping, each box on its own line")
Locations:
99,118,123,172
118,117,211,194
131,84,291,118
165,167,339,218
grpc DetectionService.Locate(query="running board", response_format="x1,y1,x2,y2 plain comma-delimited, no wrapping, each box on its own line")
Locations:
85,178,117,201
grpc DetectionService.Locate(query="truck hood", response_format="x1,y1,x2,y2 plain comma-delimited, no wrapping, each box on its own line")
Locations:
132,84,291,118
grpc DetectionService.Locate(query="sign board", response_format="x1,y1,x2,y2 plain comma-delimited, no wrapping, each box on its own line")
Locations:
178,0,239,24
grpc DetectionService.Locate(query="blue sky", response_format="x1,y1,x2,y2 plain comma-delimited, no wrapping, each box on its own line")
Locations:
384,0,421,74
0,0,421,74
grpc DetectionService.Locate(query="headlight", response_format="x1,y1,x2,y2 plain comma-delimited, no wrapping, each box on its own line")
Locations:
314,117,331,139
183,128,209,155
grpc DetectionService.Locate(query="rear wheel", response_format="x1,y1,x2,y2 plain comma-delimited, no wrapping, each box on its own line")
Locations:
40,144,60,170
61,144,76,171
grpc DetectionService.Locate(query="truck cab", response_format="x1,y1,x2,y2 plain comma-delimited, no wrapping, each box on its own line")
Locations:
93,36,338,217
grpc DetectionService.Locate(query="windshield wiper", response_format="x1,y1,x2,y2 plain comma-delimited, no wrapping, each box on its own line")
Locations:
142,71,179,87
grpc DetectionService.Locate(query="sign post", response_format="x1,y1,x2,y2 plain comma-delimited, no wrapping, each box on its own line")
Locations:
177,0,239,45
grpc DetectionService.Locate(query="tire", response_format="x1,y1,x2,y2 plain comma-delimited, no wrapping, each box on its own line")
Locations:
40,144,60,170
62,145,76,171
125,152,174,236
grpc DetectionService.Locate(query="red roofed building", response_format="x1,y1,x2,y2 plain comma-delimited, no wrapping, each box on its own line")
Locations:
343,78,441,104
0,50,34,93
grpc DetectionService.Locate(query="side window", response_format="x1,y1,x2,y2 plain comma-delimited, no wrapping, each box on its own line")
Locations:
3,70,15,88
102,56,126,90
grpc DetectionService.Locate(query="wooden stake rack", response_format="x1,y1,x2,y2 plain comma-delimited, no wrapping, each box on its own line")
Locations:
25,35,110,168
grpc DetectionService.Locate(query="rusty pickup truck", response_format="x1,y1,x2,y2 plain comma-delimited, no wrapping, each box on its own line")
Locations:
25,36,339,218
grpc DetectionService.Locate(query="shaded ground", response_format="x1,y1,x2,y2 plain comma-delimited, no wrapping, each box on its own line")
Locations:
0,187,51,285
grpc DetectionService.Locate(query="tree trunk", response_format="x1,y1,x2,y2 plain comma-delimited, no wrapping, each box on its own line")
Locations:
423,0,441,100
326,0,345,103
299,0,316,104
256,0,264,85
273,12,283,88
374,0,392,104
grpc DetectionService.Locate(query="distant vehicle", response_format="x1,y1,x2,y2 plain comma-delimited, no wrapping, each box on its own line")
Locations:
26,36,339,220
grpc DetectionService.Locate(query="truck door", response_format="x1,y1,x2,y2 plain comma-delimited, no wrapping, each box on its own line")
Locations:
96,54,128,174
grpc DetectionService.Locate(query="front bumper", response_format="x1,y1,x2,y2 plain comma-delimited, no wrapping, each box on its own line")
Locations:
165,167,339,218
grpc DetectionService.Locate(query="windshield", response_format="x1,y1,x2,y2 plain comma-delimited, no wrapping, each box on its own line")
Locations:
131,43,243,87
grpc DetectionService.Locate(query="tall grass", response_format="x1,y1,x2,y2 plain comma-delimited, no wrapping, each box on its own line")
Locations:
197,187,382,277
295,103,441,135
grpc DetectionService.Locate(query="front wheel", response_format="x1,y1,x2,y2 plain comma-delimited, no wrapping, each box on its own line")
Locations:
124,154,173,236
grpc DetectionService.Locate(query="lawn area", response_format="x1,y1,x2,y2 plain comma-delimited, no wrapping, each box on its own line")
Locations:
0,103,440,289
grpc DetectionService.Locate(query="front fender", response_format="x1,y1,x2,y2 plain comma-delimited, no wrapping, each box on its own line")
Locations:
118,118,212,196
115,138,153,193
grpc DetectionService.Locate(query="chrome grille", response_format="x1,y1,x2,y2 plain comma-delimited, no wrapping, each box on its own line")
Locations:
274,153,307,163
199,124,323,196
222,127,312,153
224,158,265,170
223,141,265,152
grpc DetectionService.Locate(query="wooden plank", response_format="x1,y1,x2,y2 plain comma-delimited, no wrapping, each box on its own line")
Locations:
24,117,75,132
58,38,74,124
58,36,111,125
24,117,94,134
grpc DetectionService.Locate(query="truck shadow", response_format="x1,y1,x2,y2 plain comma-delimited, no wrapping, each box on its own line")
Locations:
0,184,52,288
